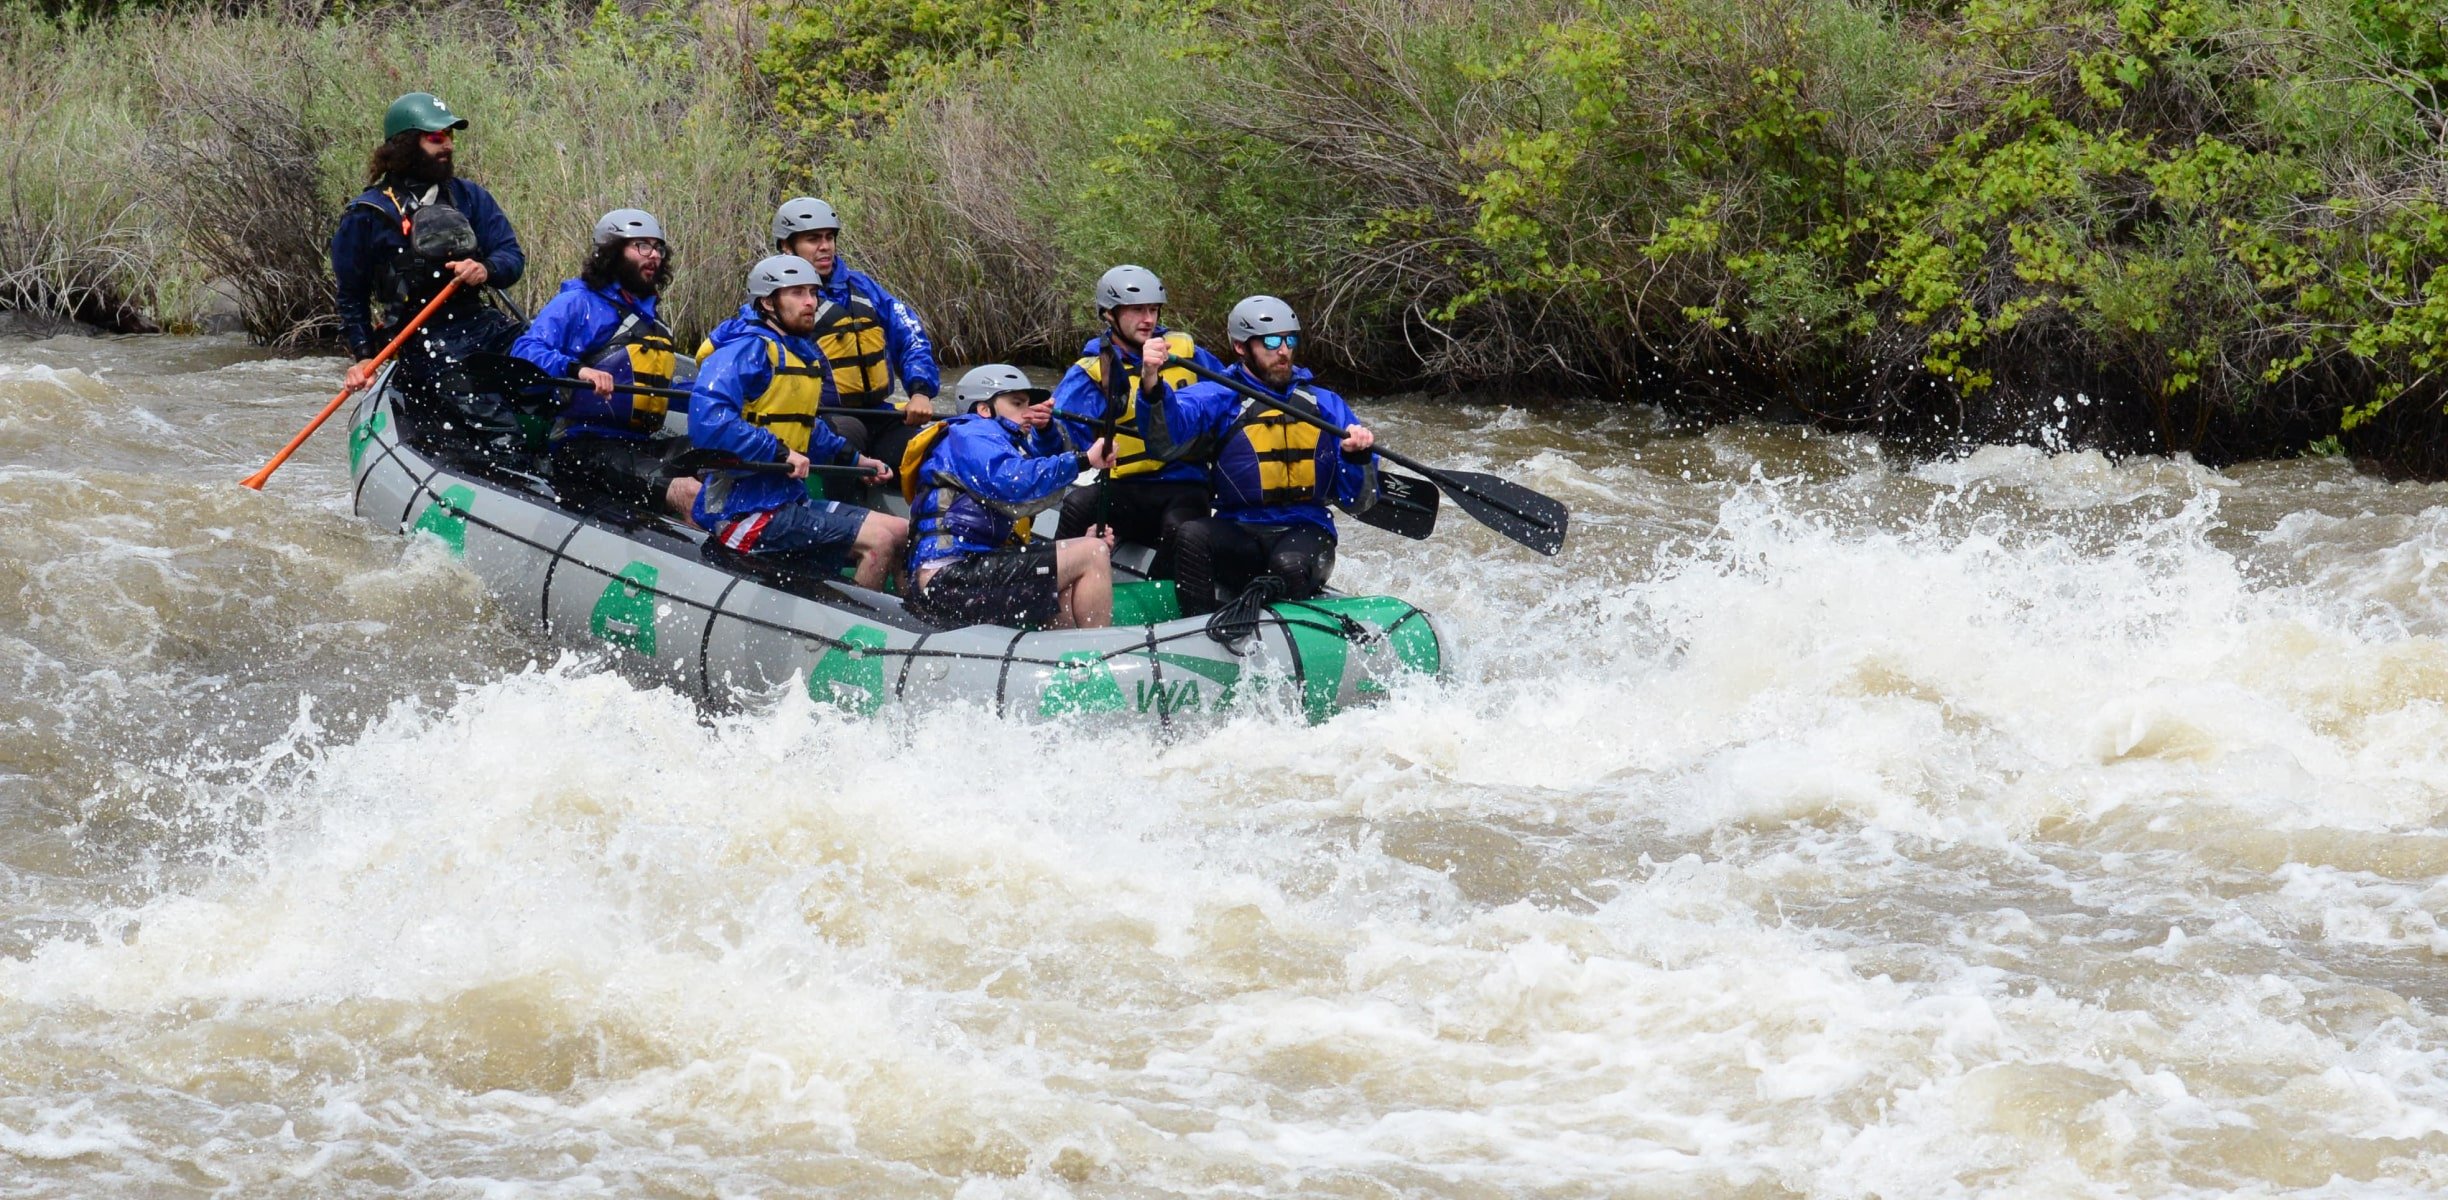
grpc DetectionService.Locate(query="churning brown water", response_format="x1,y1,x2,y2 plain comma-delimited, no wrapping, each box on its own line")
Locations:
5,331,2448,1196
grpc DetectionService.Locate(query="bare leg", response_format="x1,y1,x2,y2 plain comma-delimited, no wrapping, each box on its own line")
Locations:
665,476,704,528
850,512,908,590
1053,536,1113,629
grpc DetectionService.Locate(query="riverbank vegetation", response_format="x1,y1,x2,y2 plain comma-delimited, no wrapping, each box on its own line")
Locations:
5,0,2446,469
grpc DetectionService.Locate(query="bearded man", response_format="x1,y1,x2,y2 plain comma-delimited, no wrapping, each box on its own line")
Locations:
329,92,526,458
509,209,699,519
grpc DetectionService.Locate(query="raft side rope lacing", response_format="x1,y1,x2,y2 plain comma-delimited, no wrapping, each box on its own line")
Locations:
397,469,1414,674
371,400,1421,691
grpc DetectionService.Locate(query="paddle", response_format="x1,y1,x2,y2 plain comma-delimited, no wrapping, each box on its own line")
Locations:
1361,471,1440,539
242,279,461,489
1172,358,1567,555
671,447,889,480
464,352,935,422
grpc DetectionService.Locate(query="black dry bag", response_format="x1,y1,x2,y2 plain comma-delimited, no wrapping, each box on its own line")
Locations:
409,202,479,261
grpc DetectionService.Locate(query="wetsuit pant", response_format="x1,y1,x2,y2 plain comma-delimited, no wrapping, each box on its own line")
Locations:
1173,519,1336,616
1055,478,1211,580
550,435,689,514
388,301,526,467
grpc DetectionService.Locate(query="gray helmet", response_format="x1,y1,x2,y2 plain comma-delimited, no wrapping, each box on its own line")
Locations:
592,208,665,247
745,253,820,299
772,197,841,245
1227,294,1301,342
1095,264,1166,311
954,364,1050,411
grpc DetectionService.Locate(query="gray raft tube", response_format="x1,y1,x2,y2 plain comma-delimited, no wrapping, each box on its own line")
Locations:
343,374,1443,725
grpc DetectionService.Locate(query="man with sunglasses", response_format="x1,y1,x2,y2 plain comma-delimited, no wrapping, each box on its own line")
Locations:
1151,295,1380,616
331,92,526,457
509,208,699,521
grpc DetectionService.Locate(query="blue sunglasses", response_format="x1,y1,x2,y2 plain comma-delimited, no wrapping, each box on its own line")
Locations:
1253,333,1300,350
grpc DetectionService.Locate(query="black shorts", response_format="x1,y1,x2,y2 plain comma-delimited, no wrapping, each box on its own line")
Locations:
911,542,1060,628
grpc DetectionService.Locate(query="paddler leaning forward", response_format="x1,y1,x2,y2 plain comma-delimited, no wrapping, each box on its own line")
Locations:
688,254,907,590
900,365,1118,630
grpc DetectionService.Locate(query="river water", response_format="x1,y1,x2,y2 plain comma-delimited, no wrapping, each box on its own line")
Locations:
5,331,2447,1197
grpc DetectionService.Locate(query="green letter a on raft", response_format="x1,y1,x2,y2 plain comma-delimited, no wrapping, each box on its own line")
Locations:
589,562,660,656
808,624,889,716
410,484,475,558
1040,651,1125,716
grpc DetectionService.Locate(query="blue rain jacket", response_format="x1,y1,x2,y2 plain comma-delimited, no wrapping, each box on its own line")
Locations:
687,304,854,525
1046,330,1229,486
1161,363,1379,533
905,413,1089,573
510,279,663,441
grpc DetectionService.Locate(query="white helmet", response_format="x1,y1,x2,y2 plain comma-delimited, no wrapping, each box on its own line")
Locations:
1227,295,1300,342
592,208,664,247
954,364,1049,411
745,253,820,299
1095,264,1166,312
772,196,841,244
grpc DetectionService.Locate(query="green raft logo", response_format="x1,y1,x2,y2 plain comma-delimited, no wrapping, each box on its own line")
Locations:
589,562,660,656
1133,654,1247,717
409,484,475,558
348,409,388,475
1039,652,1125,716
809,625,889,716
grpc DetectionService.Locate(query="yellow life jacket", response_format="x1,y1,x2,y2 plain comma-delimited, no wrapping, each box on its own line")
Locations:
741,339,830,454
586,310,678,433
812,293,896,410
1235,407,1328,506
1071,331,1197,480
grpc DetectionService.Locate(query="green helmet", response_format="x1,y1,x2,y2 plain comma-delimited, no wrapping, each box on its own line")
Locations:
382,93,469,140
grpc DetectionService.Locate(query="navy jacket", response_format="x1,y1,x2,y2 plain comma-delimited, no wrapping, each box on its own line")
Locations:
329,177,524,359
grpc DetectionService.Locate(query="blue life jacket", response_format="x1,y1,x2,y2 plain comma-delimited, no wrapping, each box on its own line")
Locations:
905,413,1087,573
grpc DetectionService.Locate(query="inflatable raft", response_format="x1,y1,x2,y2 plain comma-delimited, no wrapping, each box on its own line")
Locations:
344,374,1444,724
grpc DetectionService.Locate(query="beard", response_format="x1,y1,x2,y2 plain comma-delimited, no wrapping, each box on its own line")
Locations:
406,142,455,185
1254,357,1295,389
617,255,662,298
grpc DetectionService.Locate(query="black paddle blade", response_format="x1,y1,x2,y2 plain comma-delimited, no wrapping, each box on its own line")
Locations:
1349,471,1438,539
1436,469,1569,555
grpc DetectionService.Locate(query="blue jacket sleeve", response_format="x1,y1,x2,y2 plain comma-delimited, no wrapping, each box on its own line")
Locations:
1046,364,1109,452
853,273,940,400
689,343,787,464
509,291,589,379
1304,386,1379,509
1149,380,1240,462
457,182,524,288
951,425,1085,505
329,207,384,360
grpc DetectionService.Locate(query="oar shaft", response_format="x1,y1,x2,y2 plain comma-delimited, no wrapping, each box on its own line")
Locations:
1170,356,1560,538
241,279,462,490
537,373,928,422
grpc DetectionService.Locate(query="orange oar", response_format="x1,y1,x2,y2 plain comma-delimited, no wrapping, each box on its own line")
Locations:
240,279,462,490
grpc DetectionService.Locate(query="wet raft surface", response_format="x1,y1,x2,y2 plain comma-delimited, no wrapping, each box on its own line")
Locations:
347,382,1441,725
7,332,2448,1196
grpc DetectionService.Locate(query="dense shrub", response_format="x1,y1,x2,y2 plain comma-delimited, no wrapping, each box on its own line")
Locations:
810,0,2448,462
2,1,775,345
6,0,2447,469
